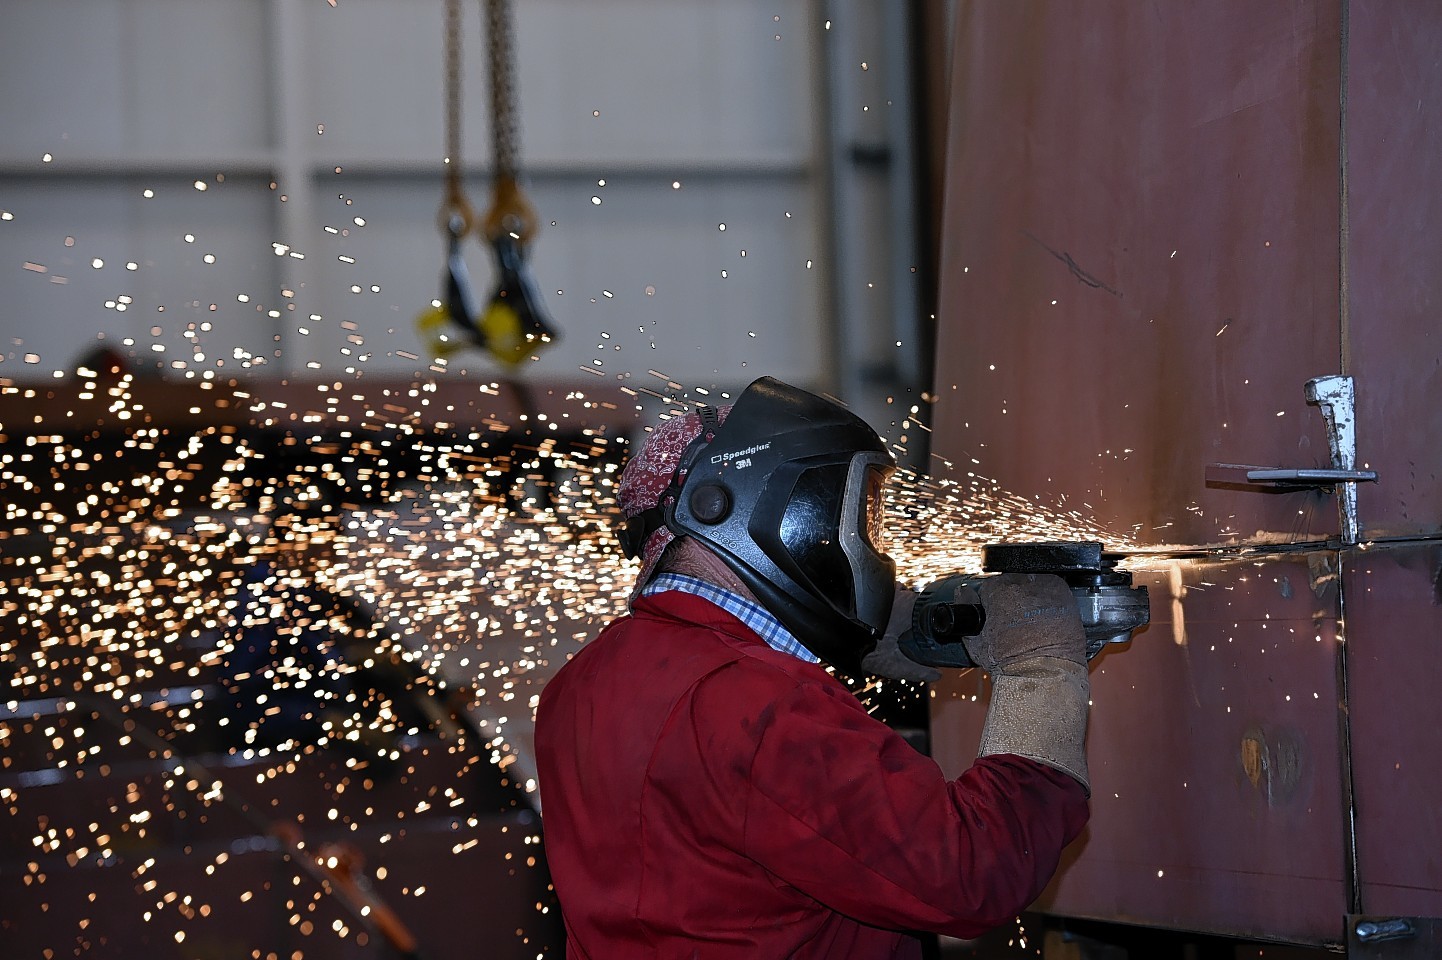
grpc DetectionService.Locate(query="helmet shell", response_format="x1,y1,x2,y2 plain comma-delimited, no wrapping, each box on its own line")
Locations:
665,377,896,674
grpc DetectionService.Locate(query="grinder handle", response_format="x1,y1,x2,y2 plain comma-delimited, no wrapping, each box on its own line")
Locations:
921,599,986,642
900,575,985,669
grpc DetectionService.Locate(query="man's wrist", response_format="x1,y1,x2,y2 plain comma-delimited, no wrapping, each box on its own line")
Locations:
977,657,1090,794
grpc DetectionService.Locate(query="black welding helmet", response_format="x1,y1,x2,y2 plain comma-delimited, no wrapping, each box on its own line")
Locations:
664,376,897,674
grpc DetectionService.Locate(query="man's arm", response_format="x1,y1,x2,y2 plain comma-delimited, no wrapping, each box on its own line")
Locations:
695,669,1086,940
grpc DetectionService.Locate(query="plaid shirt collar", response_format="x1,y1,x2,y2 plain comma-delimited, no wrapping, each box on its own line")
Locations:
638,573,820,664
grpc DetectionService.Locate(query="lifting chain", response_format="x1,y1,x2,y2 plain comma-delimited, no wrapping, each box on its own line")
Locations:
439,0,474,238
417,0,556,366
481,0,538,244
486,0,518,183
435,0,535,242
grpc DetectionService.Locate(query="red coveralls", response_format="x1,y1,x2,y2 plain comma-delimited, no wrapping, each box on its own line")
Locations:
535,590,1088,959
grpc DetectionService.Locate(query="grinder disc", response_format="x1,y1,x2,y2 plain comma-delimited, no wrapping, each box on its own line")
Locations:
982,540,1104,574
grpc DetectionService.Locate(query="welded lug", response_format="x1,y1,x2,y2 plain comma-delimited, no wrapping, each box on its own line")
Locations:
1205,375,1376,545
1347,915,1442,958
1355,918,1415,943
1305,374,1369,544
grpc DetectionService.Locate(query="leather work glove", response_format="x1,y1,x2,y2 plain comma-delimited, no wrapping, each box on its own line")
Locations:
861,587,942,683
968,573,1091,793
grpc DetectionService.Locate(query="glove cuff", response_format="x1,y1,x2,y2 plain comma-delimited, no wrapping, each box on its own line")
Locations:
977,657,1090,794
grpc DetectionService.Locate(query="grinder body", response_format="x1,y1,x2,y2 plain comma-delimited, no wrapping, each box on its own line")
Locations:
900,541,1150,669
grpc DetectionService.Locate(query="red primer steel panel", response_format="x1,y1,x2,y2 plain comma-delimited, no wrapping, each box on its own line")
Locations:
929,1,1356,943
932,555,1347,942
1339,0,1442,917
1344,542,1442,915
1343,1,1442,539
934,1,1343,550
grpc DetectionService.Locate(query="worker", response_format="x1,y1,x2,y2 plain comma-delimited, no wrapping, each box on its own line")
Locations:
535,376,1090,959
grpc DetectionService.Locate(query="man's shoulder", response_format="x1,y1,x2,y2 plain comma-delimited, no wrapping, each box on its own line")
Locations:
544,593,838,707
630,589,836,684
540,600,747,700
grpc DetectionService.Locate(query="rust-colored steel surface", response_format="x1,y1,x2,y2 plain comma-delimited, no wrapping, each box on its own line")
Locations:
1339,0,1442,923
930,0,1442,945
1344,1,1442,542
933,554,1347,940
936,0,1343,551
1344,543,1442,916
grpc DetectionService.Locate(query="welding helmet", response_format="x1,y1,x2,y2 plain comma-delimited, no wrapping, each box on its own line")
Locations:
623,376,897,675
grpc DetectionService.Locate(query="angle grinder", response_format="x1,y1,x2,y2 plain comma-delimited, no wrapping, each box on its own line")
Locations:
899,541,1150,669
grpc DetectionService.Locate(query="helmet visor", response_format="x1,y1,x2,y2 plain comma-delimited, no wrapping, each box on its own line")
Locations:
777,464,853,611
860,461,890,554
773,452,895,621
839,451,897,632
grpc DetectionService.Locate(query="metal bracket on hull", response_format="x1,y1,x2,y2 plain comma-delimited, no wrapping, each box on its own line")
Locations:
1205,375,1378,544
1306,375,1367,544
1348,915,1442,956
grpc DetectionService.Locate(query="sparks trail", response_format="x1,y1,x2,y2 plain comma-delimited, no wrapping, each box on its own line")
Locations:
886,463,1129,586
0,372,1130,954
0,373,629,954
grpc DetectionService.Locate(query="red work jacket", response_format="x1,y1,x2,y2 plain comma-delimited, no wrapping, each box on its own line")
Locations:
535,590,1088,959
